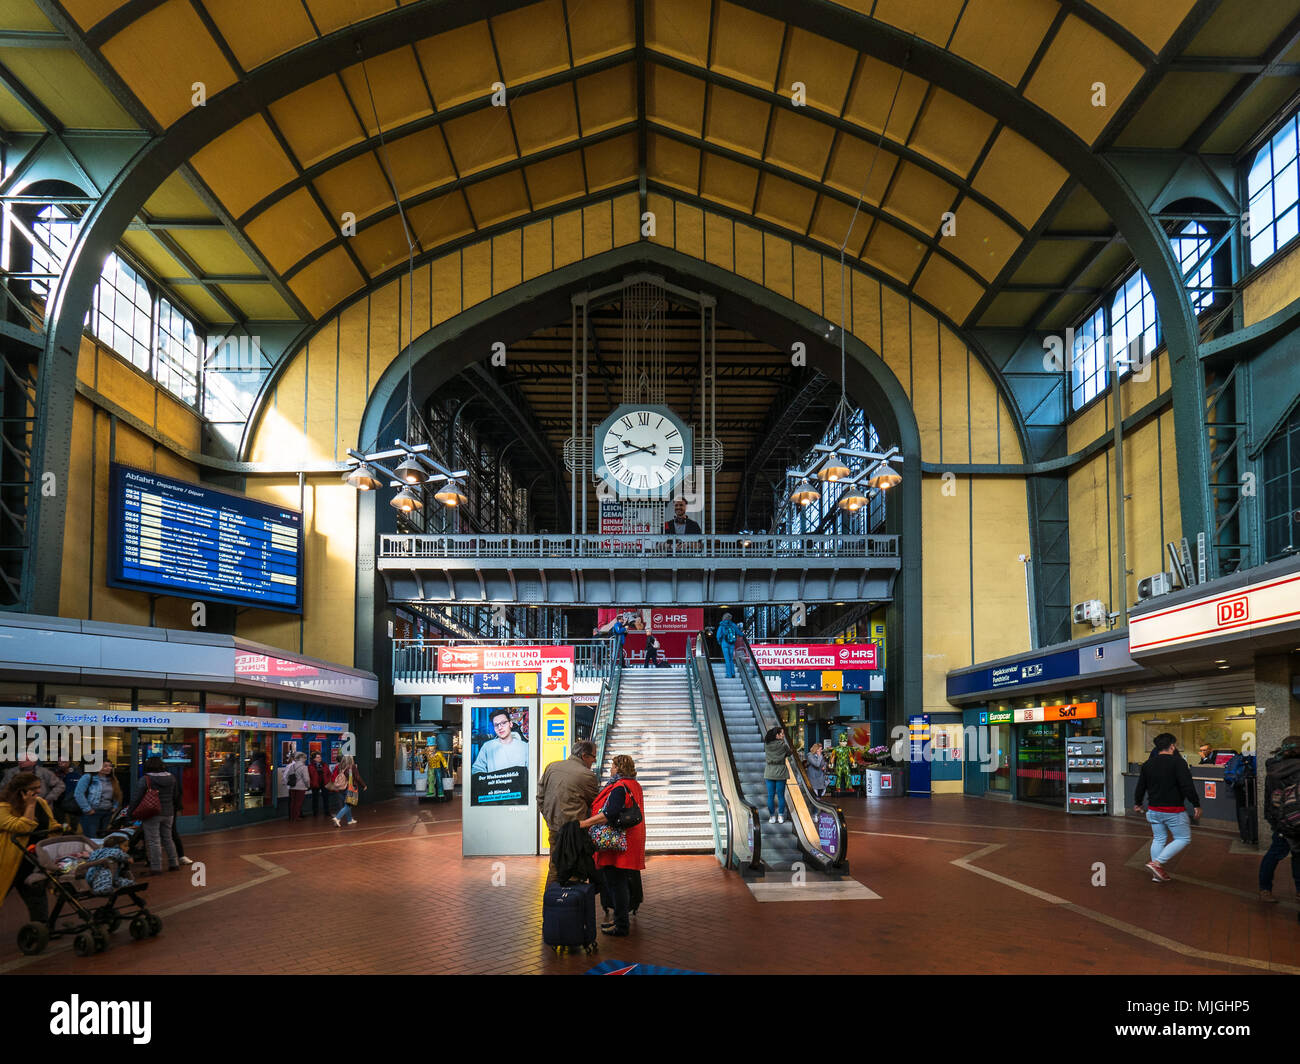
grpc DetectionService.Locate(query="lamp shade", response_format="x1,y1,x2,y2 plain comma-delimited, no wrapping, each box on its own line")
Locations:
390,486,424,513
790,477,820,507
344,463,381,491
435,481,468,508
868,461,902,489
394,455,428,485
817,451,850,482
838,488,870,512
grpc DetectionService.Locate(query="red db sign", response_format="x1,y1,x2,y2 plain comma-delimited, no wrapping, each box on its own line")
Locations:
1217,596,1249,626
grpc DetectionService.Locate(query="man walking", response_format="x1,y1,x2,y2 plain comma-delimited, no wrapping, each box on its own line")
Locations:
537,740,599,883
1133,732,1201,882
1258,734,1300,903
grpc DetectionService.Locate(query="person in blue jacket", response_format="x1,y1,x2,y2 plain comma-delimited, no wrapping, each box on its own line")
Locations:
611,615,628,667
716,612,739,678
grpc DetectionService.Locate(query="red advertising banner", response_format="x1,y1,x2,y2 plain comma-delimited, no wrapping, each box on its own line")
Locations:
750,643,879,670
436,645,574,675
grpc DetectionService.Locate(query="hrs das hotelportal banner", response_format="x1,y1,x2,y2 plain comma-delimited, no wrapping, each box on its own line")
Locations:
107,463,304,613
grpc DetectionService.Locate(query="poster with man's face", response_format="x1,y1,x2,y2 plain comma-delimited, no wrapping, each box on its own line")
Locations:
469,705,530,806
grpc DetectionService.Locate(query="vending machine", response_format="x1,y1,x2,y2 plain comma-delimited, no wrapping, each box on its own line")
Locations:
1066,736,1107,814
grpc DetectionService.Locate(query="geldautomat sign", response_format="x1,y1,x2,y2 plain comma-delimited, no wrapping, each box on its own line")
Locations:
947,646,1080,699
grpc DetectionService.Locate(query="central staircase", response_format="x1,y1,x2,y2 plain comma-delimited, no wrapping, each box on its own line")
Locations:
601,667,716,853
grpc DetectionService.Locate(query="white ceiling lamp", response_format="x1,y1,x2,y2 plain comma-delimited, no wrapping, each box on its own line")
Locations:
435,481,468,508
790,477,821,507
344,463,381,491
868,461,903,490
817,451,850,482
838,486,870,512
394,454,429,485
390,486,424,513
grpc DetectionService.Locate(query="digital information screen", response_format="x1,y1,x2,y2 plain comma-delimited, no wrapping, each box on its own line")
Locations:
108,463,303,612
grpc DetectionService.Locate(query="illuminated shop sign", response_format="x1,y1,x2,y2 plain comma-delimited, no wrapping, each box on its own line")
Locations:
986,702,1098,725
1130,571,1300,655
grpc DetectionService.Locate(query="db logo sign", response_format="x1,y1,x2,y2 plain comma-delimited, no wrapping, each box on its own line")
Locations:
1217,596,1249,626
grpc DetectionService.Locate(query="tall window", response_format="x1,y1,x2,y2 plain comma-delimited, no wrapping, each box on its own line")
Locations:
156,296,200,406
1071,305,1108,409
93,252,152,373
1111,270,1158,370
1261,404,1300,561
1247,111,1300,267
1173,221,1214,312
29,205,77,301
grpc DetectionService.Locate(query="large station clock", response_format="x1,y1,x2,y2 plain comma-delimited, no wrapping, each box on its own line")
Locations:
593,403,693,498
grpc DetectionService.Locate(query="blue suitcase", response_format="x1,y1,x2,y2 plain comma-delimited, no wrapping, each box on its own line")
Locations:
543,882,598,954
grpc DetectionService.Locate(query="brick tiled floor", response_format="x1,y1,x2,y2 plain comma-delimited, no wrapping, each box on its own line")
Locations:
2,797,1296,975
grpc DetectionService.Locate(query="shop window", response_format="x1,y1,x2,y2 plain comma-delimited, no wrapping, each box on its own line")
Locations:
137,729,200,816
43,687,132,711
204,730,240,815
1261,403,1300,561
243,698,274,718
138,690,200,712
1070,305,1108,410
244,733,270,810
0,681,38,706
1125,707,1257,767
1247,110,1300,267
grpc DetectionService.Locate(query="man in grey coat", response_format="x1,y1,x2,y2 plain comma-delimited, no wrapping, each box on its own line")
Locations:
1,757,65,803
538,741,599,882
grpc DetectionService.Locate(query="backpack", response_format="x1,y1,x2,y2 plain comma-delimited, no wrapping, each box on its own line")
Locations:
1267,759,1300,836
1223,753,1254,789
717,620,736,645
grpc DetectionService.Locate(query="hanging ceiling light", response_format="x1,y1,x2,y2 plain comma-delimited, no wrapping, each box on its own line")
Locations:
817,451,851,482
1142,716,1168,726
394,454,428,485
435,480,468,508
1225,709,1256,721
790,477,821,507
390,486,424,513
344,463,381,491
838,486,870,512
868,461,902,489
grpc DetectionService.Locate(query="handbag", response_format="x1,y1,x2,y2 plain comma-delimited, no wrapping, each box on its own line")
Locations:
605,784,642,829
588,823,627,852
134,776,160,820
328,769,349,792
345,787,359,806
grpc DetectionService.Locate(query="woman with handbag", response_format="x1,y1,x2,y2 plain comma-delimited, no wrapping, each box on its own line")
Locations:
329,756,367,827
579,753,645,937
127,756,179,875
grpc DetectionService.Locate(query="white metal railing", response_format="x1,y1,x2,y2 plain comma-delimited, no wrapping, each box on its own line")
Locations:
392,638,611,682
380,533,899,561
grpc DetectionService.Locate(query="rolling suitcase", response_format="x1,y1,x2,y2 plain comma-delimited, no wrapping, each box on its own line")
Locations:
543,882,598,954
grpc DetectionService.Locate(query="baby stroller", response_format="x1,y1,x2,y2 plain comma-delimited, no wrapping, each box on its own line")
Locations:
11,830,161,957
103,807,149,867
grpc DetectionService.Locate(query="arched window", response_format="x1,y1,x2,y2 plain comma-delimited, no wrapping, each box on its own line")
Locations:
1172,220,1214,312
1247,111,1300,267
29,204,77,301
1261,403,1300,561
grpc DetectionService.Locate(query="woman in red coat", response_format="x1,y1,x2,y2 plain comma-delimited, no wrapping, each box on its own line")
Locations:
580,753,645,937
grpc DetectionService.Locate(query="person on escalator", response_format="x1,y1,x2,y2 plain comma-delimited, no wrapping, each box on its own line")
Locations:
764,726,790,825
806,743,827,798
716,612,739,678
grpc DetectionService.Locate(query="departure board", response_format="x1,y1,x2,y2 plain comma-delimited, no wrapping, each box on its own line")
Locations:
107,463,303,612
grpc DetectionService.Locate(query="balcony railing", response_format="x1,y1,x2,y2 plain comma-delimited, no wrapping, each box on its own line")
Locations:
392,638,611,684
380,532,899,562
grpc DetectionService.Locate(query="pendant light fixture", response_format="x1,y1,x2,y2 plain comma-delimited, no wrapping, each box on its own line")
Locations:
791,478,821,507
391,486,424,513
344,463,381,491
868,461,903,490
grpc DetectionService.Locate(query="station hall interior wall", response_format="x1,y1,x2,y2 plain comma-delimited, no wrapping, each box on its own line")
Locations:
242,190,1032,715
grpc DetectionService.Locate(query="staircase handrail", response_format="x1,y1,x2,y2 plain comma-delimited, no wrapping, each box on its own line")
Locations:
693,634,762,872
685,637,728,867
591,635,622,773
734,635,849,872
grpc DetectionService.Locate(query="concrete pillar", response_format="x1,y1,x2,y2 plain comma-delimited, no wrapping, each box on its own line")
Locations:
1253,652,1297,784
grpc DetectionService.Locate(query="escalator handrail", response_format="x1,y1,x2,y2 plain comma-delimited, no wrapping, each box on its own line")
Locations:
694,633,763,872
733,635,849,871
592,635,622,773
685,644,729,867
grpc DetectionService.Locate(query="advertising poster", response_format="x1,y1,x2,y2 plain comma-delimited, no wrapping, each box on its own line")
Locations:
468,704,530,806
751,643,879,670
538,699,572,853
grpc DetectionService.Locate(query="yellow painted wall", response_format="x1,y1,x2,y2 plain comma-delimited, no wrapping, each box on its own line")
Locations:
247,189,1035,704
1242,242,1300,326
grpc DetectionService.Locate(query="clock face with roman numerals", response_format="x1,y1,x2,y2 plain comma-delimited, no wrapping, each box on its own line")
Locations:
593,404,693,498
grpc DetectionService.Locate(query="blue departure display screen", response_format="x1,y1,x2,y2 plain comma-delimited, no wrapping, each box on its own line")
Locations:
107,463,303,613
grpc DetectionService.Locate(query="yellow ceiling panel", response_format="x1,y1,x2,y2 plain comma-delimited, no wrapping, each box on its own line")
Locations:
509,83,580,155
406,192,475,249
711,1,785,90
703,85,771,158
177,285,233,324
647,132,700,193
287,245,364,318
569,0,635,63
575,65,637,135
442,110,520,177
949,0,1057,86
203,0,316,72
60,0,126,31
1009,239,1093,287
523,151,587,208
463,170,531,228
144,172,214,220
862,221,926,283
0,81,44,132
807,196,860,251
0,49,134,128
912,254,984,323
872,0,966,47
646,63,706,136
823,134,898,203
120,231,187,280
765,108,836,181
646,0,710,66
939,198,1021,282
1046,184,1110,232
192,115,300,219
245,187,335,274
224,284,295,321
977,291,1049,328
843,57,928,138
268,77,366,170
753,174,817,233
1113,73,1241,149
416,23,498,109
1024,16,1145,145
907,88,997,177
492,0,572,84
302,0,390,36
971,128,1068,229
313,152,393,225
700,152,760,212
584,133,637,192
1200,78,1300,154
882,161,959,233
1184,0,1300,58
101,0,237,128
778,28,856,113
351,214,414,278
1087,0,1198,52
0,0,55,31
339,49,433,137
168,229,258,275
384,126,458,201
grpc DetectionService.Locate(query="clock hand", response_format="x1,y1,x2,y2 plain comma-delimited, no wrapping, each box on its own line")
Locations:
619,441,657,456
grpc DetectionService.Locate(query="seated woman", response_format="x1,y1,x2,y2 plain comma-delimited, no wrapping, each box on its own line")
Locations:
0,771,62,921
